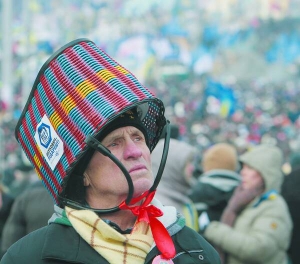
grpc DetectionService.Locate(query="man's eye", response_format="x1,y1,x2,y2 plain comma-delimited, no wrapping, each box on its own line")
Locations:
134,136,143,142
108,142,118,147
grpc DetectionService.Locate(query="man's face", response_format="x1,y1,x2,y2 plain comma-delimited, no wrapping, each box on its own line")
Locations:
84,126,153,208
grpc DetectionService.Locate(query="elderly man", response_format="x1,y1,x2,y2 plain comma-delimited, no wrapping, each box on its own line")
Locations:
1,39,220,264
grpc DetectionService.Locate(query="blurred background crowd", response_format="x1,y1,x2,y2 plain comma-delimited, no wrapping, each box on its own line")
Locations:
1,0,300,262
2,0,300,179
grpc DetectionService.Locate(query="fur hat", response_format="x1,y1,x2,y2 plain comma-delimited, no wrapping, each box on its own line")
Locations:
202,143,238,172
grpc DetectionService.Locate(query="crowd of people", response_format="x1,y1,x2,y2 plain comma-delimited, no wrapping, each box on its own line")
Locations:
2,0,300,176
151,136,299,264
1,0,300,263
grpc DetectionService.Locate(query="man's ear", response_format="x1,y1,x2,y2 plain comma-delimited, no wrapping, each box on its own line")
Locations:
83,172,90,187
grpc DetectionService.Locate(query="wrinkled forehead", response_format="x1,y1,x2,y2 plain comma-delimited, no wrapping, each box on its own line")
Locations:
101,126,146,142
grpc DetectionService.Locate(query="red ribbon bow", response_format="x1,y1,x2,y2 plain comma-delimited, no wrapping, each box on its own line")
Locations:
119,190,176,260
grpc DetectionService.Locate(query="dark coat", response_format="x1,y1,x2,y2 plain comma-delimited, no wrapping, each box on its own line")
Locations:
0,192,14,240
1,181,54,253
1,223,221,264
188,169,240,221
281,167,300,264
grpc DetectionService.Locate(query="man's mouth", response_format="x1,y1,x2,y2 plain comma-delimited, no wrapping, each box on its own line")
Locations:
129,165,146,173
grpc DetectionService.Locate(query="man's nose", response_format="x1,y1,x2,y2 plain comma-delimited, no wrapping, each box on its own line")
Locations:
123,139,142,159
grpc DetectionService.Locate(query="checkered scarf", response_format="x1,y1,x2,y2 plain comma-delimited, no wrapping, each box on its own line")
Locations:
49,200,184,262
65,206,153,264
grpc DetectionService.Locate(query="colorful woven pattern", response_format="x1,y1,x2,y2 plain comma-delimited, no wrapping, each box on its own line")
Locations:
15,39,165,204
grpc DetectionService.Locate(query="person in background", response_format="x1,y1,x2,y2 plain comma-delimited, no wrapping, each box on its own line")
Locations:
281,158,300,264
151,136,199,230
187,142,241,224
202,144,292,264
1,39,220,263
1,180,54,255
7,163,34,199
288,151,300,172
0,183,14,255
1,169,15,191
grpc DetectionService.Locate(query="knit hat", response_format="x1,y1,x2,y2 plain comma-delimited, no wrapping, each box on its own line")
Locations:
14,38,166,205
239,144,284,192
97,108,149,144
202,143,238,172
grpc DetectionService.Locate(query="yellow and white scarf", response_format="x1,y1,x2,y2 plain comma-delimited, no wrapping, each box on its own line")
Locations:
65,206,154,264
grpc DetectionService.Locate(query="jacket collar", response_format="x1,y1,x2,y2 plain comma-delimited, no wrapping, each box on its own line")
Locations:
42,223,109,263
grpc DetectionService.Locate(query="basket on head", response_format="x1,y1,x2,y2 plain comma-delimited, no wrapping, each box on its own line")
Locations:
15,38,166,205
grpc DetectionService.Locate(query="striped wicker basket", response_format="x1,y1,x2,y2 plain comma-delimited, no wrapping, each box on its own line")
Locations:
15,38,166,204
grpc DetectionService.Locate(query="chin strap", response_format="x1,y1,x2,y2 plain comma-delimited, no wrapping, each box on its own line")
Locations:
119,190,176,260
